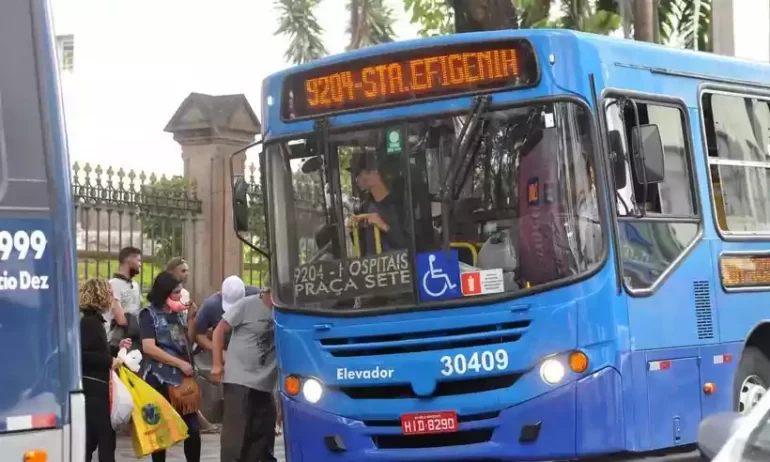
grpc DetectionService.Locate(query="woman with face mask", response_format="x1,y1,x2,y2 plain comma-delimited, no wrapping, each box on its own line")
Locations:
138,271,202,462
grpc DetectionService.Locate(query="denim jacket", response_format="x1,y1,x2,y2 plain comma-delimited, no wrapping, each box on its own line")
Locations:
141,305,189,386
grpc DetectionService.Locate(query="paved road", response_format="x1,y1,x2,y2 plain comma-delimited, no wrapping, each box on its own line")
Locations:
115,434,286,462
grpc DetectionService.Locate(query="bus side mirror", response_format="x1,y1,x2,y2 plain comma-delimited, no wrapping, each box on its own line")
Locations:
631,124,665,185
233,175,250,233
301,156,323,174
608,129,627,189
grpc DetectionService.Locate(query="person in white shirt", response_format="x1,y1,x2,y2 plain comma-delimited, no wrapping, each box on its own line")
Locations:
107,246,143,349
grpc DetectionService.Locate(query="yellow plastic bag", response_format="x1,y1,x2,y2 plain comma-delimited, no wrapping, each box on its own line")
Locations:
118,367,189,457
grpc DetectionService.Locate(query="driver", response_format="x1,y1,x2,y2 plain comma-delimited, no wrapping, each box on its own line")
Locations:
349,153,408,255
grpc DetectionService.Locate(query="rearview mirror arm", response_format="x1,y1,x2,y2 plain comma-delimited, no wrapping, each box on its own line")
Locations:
229,138,270,259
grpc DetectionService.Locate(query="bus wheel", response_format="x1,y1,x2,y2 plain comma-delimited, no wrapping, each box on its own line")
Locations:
734,346,770,415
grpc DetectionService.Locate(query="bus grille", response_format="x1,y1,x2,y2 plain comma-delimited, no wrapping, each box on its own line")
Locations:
319,320,531,357
373,429,494,449
336,373,521,399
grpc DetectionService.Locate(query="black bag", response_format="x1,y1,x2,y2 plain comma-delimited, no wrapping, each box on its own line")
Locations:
109,312,141,349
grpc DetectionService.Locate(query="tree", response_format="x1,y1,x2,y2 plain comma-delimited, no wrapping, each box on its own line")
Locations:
139,175,199,265
633,0,655,42
274,0,397,65
450,0,519,32
658,0,712,50
348,0,397,50
404,0,621,37
274,0,329,65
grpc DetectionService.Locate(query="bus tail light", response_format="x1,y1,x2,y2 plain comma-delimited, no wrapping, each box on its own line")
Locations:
569,351,589,373
285,375,301,396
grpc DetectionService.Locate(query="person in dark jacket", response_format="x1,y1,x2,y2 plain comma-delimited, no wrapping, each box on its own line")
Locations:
80,277,131,462
139,271,201,462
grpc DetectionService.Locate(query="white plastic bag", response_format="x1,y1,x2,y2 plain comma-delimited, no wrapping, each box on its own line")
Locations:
118,347,142,373
110,370,133,429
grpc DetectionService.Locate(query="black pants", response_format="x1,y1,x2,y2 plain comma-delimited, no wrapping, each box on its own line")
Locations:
146,377,201,462
221,383,277,462
84,379,115,462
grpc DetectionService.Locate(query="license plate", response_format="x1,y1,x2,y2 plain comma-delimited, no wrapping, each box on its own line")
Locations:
400,410,458,435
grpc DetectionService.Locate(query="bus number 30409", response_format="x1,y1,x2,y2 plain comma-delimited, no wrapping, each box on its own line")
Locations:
439,349,509,376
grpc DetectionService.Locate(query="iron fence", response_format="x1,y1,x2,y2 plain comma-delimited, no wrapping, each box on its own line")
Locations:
72,162,203,294
73,161,325,296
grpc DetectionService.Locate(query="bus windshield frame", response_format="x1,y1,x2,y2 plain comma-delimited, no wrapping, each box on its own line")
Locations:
265,96,607,315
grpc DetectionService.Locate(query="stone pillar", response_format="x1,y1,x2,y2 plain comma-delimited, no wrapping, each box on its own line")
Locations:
164,93,261,302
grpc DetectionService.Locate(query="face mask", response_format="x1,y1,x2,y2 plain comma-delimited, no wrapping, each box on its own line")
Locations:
167,298,186,313
167,290,185,312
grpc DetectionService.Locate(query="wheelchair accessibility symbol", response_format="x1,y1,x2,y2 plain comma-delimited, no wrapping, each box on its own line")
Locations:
416,250,461,301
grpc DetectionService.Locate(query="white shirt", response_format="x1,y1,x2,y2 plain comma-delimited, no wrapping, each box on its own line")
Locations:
107,276,142,334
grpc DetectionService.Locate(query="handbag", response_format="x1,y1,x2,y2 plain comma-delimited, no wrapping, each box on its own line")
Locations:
168,376,201,416
167,314,202,416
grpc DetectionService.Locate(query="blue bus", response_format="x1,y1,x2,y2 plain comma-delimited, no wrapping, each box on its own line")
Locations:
0,0,83,461
237,29,770,460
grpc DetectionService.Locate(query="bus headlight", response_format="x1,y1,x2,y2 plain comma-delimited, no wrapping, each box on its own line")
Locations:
540,358,566,385
302,378,324,404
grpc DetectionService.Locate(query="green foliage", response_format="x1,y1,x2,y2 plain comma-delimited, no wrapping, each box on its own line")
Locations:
139,175,195,265
516,0,552,28
658,0,712,50
403,0,455,36
347,0,398,49
404,0,618,35
275,0,329,64
551,0,620,34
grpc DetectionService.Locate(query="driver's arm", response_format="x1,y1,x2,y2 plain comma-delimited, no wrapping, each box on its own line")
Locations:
377,205,408,249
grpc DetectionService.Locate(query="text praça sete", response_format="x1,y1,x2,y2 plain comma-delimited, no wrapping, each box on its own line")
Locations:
294,250,411,300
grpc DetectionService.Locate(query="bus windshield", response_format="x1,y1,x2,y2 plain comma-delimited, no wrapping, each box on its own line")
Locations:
267,101,603,311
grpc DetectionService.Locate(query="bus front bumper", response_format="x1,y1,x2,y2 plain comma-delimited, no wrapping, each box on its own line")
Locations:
281,379,582,461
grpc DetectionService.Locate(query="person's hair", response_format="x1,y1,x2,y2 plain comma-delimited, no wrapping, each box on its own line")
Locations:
165,257,187,272
79,278,113,312
117,246,141,264
147,271,181,307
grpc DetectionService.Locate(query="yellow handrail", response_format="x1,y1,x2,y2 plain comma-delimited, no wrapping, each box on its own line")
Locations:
351,226,383,256
374,227,382,254
352,227,361,257
450,242,478,266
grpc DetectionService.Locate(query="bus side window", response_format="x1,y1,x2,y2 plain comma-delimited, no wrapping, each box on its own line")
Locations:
701,92,770,233
605,99,695,217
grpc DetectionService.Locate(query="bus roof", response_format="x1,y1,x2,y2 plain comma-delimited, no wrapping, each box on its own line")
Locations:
261,29,770,140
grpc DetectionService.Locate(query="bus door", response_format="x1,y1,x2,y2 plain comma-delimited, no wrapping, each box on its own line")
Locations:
602,91,712,450
0,0,82,460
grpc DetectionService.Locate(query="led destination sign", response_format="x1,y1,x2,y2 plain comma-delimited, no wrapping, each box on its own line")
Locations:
293,249,412,303
281,39,539,119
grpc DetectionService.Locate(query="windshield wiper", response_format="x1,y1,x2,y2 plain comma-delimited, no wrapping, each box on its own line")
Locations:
314,118,348,264
438,95,491,251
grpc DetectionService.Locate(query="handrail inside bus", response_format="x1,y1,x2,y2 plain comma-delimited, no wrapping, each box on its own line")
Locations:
351,226,382,257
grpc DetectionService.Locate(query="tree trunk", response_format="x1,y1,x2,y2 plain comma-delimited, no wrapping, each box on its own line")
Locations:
348,0,365,50
633,0,655,42
450,0,518,33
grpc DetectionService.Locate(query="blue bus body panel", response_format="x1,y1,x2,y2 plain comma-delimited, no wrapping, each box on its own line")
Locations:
0,219,61,426
262,30,770,460
0,0,80,437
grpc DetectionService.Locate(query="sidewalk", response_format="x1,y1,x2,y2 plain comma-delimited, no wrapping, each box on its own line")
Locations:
115,434,286,461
